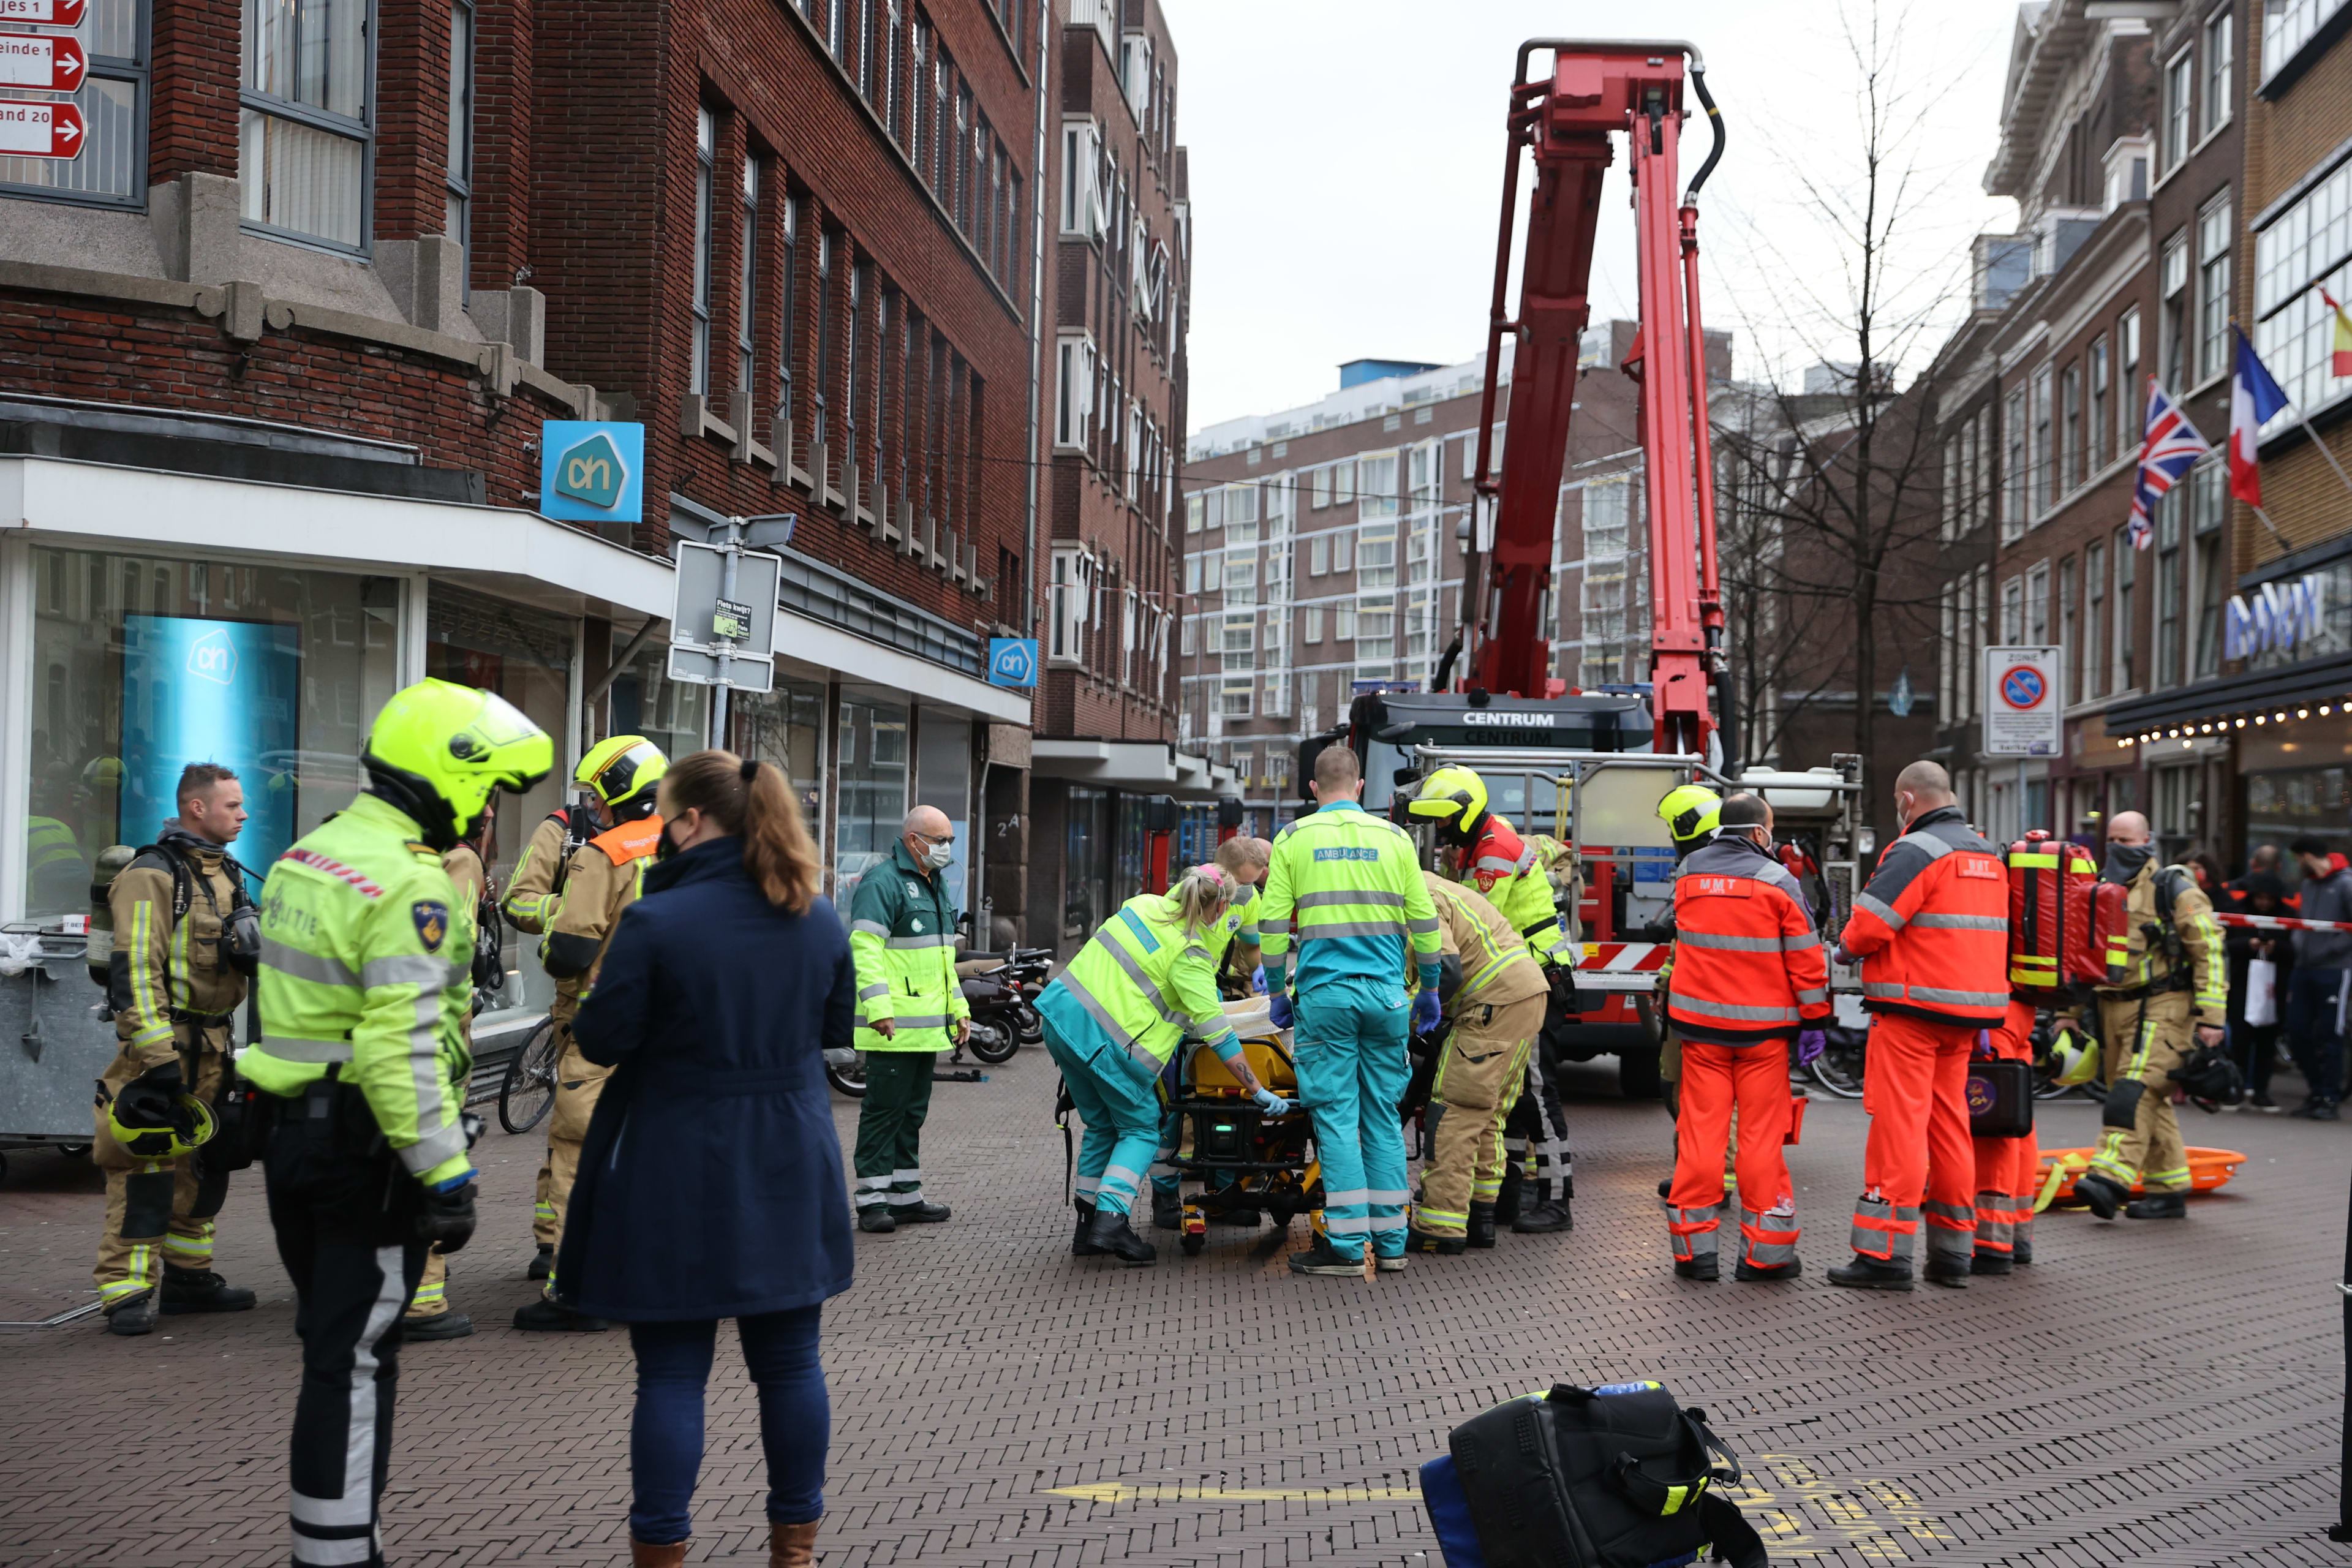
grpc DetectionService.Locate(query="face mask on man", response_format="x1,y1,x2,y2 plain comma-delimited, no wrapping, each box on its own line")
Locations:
2102,841,2153,885
919,836,954,870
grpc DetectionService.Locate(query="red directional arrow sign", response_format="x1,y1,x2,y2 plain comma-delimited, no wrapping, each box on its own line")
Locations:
0,0,88,25
0,96,83,157
0,31,86,90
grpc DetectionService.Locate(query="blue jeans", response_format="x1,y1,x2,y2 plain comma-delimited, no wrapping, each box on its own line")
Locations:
628,1306,827,1545
2287,965,2345,1104
1292,979,1412,1260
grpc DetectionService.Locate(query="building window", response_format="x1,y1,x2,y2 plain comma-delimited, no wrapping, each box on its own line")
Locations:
1223,554,1257,605
0,0,147,206
1050,548,1094,663
2190,458,2226,678
2000,576,2024,644
2155,486,2183,688
2089,334,2110,470
1309,534,1330,576
1060,119,1101,235
2059,556,2079,699
2204,8,2233,134
932,47,952,194
689,108,715,396
2114,526,2136,691
1358,452,1399,520
1357,522,1396,589
2060,363,2082,494
2086,539,2107,698
2198,192,2232,383
2160,229,2189,391
1303,605,1324,644
2253,154,2352,419
1221,613,1254,672
1584,475,1633,558
2118,307,2141,457
2162,45,2192,171
2029,368,2052,516
1224,483,1259,543
2027,561,2050,644
910,15,929,171
2002,387,2027,541
1332,531,1354,575
777,195,800,453
445,0,474,268
1054,333,1097,448
816,230,838,471
241,0,375,249
737,157,761,415
1311,467,1331,509
2261,0,2342,79
1219,679,1253,718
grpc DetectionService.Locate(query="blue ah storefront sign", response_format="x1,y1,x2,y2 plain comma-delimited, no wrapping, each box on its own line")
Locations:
539,420,646,524
987,638,1038,688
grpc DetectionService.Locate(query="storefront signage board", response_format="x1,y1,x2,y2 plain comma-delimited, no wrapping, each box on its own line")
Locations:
2224,571,2326,662
1983,645,2062,758
987,638,1038,688
538,420,644,523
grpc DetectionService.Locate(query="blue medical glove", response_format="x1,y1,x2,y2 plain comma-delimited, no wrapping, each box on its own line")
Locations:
1251,1085,1294,1117
1973,1029,1996,1060
1412,989,1442,1034
1831,945,1858,968
1795,1030,1827,1067
1251,965,1268,995
1267,990,1294,1030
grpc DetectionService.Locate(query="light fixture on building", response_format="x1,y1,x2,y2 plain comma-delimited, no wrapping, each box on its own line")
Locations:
2236,717,2248,728
2299,708,2310,719
2278,711,2291,722
2256,715,2267,725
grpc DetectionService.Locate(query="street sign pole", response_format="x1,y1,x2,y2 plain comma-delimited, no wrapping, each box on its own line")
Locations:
666,513,789,751
710,515,741,749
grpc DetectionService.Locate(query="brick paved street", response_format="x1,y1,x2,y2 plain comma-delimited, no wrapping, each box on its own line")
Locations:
4,1048,2348,1567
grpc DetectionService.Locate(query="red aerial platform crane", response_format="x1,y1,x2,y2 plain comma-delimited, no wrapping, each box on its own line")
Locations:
1462,40,1736,767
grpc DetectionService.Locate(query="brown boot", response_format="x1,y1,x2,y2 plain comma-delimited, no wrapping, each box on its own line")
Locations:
770,1518,821,1567
629,1537,688,1567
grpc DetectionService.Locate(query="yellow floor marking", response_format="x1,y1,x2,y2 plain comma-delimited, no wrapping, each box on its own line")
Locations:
1047,1483,1420,1504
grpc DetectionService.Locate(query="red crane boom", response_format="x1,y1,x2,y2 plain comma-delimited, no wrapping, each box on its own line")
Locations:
1462,40,1733,764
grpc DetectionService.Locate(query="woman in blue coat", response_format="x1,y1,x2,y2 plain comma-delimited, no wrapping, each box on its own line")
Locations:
564,748,854,1568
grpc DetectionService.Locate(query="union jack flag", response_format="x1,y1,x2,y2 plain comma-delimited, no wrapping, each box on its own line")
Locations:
2126,379,2211,550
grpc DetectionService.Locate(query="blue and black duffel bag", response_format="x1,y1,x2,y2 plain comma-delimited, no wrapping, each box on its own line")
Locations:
1419,1380,1769,1567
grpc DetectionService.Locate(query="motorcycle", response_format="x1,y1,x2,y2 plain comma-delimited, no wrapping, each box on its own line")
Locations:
954,946,1054,1066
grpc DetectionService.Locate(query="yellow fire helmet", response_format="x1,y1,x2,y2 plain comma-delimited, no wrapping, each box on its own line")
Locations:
2048,1024,2099,1087
363,679,555,851
575,734,669,822
1408,766,1491,835
104,1087,217,1163
1656,783,1722,847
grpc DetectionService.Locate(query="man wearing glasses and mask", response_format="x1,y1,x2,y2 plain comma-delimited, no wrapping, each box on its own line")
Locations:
848,805,971,1231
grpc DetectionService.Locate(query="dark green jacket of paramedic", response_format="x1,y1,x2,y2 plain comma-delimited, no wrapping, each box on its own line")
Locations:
244,792,476,1187
1259,798,1444,995
849,839,971,1054
1039,892,1244,1071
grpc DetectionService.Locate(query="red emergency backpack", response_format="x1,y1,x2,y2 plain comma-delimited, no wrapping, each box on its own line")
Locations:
2007,830,2105,998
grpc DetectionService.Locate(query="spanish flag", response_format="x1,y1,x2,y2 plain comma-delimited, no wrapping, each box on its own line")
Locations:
2326,288,2352,377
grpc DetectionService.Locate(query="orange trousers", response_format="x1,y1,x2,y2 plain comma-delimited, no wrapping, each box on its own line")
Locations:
1851,1012,1977,1271
1665,1038,1796,1270
1972,999,2041,1261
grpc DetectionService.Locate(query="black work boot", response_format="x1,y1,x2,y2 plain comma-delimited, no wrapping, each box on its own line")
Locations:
1923,1257,1972,1289
511,1297,611,1332
1151,1189,1183,1232
894,1200,952,1224
105,1293,156,1336
1827,1257,1915,1291
1494,1166,1523,1226
1073,1200,1105,1256
1970,1251,2015,1276
1407,1227,1467,1255
2124,1191,2188,1219
160,1266,256,1314
1513,1196,1571,1234
1467,1201,1499,1249
527,1243,554,1281
1734,1257,1802,1283
1082,1205,1157,1265
858,1207,897,1233
1673,1255,1719,1282
1286,1238,1368,1276
2072,1171,2128,1221
401,1311,475,1340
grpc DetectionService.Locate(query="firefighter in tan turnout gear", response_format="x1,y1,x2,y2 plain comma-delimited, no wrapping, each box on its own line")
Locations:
511,734,668,1329
91,763,261,1336
2068,810,2228,1223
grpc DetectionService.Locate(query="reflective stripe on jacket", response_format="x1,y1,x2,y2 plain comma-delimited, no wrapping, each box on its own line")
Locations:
1459,815,1576,968
1663,834,1831,1044
244,791,475,1186
848,839,970,1052
1422,871,1549,1009
499,810,572,933
540,816,659,1014
108,834,248,1066
1841,805,2010,1027
1039,892,1238,1071
1259,799,1443,993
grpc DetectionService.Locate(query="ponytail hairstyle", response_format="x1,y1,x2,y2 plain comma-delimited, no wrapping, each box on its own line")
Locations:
657,749,821,913
1170,862,1235,934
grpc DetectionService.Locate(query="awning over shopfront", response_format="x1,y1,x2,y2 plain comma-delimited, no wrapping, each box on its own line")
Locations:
1031,739,1240,801
2105,649,2352,744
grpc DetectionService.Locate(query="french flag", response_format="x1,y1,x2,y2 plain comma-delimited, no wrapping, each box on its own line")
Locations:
2230,324,2290,506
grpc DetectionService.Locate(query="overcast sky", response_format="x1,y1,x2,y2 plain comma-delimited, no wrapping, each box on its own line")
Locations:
1161,1,2027,432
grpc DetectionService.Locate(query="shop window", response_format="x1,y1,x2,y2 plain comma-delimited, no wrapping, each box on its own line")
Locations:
606,626,710,767
914,707,971,916
833,690,908,918
20,548,401,927
730,676,827,835
1063,785,1110,940
241,0,375,250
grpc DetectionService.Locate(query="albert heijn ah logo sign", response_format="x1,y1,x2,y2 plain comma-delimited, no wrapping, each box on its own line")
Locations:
539,420,645,524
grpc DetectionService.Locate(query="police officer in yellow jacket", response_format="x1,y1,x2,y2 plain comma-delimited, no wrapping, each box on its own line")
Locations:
515,734,667,1328
2070,810,2228,1223
850,805,971,1231
92,763,260,1335
245,679,549,1568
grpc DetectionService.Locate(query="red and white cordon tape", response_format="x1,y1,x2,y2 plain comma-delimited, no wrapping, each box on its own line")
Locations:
1575,941,1670,973
2214,911,2352,933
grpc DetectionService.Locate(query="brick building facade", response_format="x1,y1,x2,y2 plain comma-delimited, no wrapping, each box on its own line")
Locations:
0,0,1182,1076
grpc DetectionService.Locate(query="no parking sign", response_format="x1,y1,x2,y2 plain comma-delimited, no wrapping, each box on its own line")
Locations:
1983,646,2062,756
